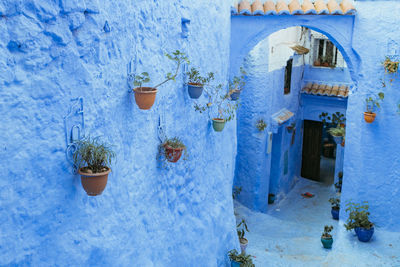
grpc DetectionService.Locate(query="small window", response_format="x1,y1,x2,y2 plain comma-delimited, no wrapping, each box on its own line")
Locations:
314,39,338,68
284,58,293,95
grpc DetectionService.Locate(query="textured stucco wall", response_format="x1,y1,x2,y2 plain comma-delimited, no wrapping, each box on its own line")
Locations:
340,0,400,231
0,1,238,266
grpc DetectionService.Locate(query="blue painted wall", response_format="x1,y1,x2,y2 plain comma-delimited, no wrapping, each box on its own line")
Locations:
0,1,239,266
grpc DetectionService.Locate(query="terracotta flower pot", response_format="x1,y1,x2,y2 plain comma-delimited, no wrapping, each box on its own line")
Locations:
164,145,184,163
314,60,321,67
364,112,376,123
133,87,157,110
78,167,111,196
239,238,248,254
212,118,226,132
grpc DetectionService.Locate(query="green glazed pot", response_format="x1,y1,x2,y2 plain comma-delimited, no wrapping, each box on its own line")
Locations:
321,237,333,249
212,118,226,132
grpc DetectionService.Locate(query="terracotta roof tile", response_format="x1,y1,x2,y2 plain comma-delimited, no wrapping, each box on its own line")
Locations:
232,1,356,16
264,1,277,15
302,0,317,15
302,83,349,98
239,0,252,15
289,0,303,15
251,0,264,15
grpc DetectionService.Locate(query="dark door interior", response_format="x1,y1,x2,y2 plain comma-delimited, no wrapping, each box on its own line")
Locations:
301,120,323,181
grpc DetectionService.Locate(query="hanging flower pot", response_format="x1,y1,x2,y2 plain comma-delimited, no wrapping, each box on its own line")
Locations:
187,83,204,99
133,87,157,110
161,137,186,163
212,118,226,132
332,135,343,145
79,167,111,196
230,90,241,101
73,137,115,196
363,112,376,123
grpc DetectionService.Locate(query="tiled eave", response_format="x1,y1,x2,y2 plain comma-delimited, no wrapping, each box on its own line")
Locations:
301,82,349,98
232,0,356,16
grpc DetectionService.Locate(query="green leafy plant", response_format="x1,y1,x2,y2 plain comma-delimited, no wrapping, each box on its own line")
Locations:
327,127,345,137
344,201,373,231
232,186,242,199
229,67,247,93
383,57,399,74
365,92,384,113
237,218,249,241
130,50,189,91
319,112,346,127
256,119,267,132
73,136,115,173
194,83,238,122
321,225,333,239
160,137,188,161
228,250,255,267
329,198,340,210
186,67,214,85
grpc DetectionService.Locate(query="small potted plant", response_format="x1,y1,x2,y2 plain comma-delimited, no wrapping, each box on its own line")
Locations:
228,249,255,267
329,198,340,220
130,50,189,110
194,84,238,132
335,172,343,193
286,122,296,133
229,67,246,101
161,137,187,163
237,218,249,254
383,57,399,74
73,137,115,196
327,127,345,145
364,92,384,123
321,225,334,249
344,201,374,242
186,67,214,99
256,119,267,132
268,193,276,204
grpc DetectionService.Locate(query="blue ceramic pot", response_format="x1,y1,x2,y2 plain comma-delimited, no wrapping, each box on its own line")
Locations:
355,227,374,242
230,90,240,101
332,135,343,145
331,208,339,220
321,237,333,249
231,260,240,267
187,83,204,99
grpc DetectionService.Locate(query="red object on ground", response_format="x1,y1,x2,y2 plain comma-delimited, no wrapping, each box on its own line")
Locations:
301,192,314,198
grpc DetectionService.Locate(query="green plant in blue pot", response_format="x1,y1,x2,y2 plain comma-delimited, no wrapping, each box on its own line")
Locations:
344,201,374,242
186,67,214,99
228,249,255,267
321,225,334,249
228,67,246,101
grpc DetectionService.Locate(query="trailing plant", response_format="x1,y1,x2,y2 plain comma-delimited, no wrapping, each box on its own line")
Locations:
194,83,238,122
256,119,267,132
382,57,399,74
228,250,255,267
365,92,384,113
344,201,373,231
186,67,214,85
73,136,115,173
321,225,333,239
229,67,247,93
327,127,345,137
130,50,189,91
237,218,249,241
232,186,242,199
319,112,346,127
329,198,340,210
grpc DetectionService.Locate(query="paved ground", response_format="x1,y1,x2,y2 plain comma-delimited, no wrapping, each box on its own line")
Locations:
234,178,400,267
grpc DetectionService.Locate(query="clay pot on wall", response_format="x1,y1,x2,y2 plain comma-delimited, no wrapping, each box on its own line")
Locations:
187,83,204,99
78,167,111,196
321,236,333,249
164,145,184,163
133,87,157,110
212,118,226,132
363,112,376,123
239,238,248,254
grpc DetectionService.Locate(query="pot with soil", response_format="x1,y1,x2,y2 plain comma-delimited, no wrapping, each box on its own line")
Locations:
186,67,214,99
161,137,186,163
363,112,376,123
321,225,333,249
134,87,158,110
73,137,115,196
329,198,340,220
230,89,241,101
345,201,375,242
364,92,384,123
355,226,375,242
237,218,249,254
327,127,345,145
212,118,226,132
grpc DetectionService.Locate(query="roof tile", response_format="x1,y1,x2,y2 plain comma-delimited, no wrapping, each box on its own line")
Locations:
302,0,317,15
239,0,252,15
302,83,349,98
341,0,356,15
251,0,264,15
289,0,304,15
327,0,343,15
314,0,329,15
264,1,277,15
276,0,290,15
